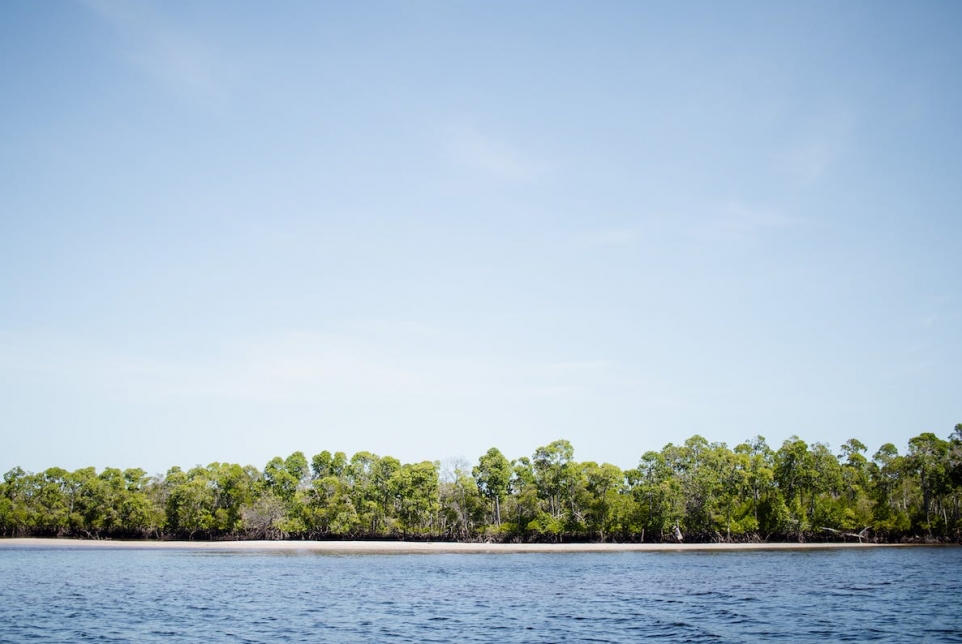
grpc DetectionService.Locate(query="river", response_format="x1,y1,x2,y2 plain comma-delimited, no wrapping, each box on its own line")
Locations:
1,545,960,642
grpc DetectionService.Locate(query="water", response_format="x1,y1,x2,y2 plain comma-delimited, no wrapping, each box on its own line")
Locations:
1,546,960,643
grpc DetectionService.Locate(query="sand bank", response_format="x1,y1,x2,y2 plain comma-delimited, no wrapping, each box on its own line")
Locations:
0,538,915,554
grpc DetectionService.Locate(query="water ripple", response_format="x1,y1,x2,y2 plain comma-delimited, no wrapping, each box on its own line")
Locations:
0,547,960,643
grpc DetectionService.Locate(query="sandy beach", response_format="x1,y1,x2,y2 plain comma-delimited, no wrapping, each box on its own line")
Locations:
0,538,916,554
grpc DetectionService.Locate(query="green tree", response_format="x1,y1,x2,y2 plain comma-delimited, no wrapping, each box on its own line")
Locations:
206,463,257,535
264,452,308,503
774,437,816,533
581,462,624,541
163,466,215,539
907,432,951,531
311,450,348,480
628,450,683,540
870,443,911,533
503,457,540,537
838,439,873,531
734,436,774,532
390,461,440,536
532,440,575,521
473,447,511,527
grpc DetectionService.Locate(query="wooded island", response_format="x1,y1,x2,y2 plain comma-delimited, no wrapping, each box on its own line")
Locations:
3,427,960,543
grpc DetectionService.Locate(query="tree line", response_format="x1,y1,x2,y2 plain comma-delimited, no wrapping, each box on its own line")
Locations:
2,426,960,543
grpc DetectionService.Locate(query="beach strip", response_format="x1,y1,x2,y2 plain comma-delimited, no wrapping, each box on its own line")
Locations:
0,538,919,553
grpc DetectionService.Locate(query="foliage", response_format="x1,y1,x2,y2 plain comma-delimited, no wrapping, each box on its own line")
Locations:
3,426,961,542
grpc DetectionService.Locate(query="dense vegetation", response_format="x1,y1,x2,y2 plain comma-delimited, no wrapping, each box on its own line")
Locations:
2,427,961,543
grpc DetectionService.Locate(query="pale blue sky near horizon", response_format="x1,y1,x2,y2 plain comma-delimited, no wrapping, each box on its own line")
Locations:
1,1,960,476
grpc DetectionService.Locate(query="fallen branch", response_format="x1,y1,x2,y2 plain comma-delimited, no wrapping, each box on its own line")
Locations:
821,527,871,542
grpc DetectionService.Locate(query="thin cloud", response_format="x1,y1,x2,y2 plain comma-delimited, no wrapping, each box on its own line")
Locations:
918,315,937,329
715,202,801,232
82,0,237,106
782,142,834,183
0,331,437,405
581,228,637,246
777,105,856,184
525,385,585,398
447,126,544,182
0,330,619,406
692,202,803,243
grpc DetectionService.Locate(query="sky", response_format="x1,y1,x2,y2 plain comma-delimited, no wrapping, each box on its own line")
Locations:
1,1,960,476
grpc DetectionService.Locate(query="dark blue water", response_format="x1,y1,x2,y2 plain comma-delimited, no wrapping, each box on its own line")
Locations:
1,546,960,643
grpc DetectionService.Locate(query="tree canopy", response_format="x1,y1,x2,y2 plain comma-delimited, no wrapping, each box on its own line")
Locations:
2,427,961,543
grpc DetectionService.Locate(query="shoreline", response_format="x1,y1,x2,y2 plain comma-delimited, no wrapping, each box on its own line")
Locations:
0,538,935,554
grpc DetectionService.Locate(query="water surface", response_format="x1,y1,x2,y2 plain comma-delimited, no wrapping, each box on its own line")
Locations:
1,546,959,643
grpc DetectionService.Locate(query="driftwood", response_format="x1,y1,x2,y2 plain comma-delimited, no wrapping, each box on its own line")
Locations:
821,526,870,542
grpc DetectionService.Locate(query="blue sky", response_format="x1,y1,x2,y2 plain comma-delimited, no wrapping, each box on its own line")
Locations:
1,1,960,475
